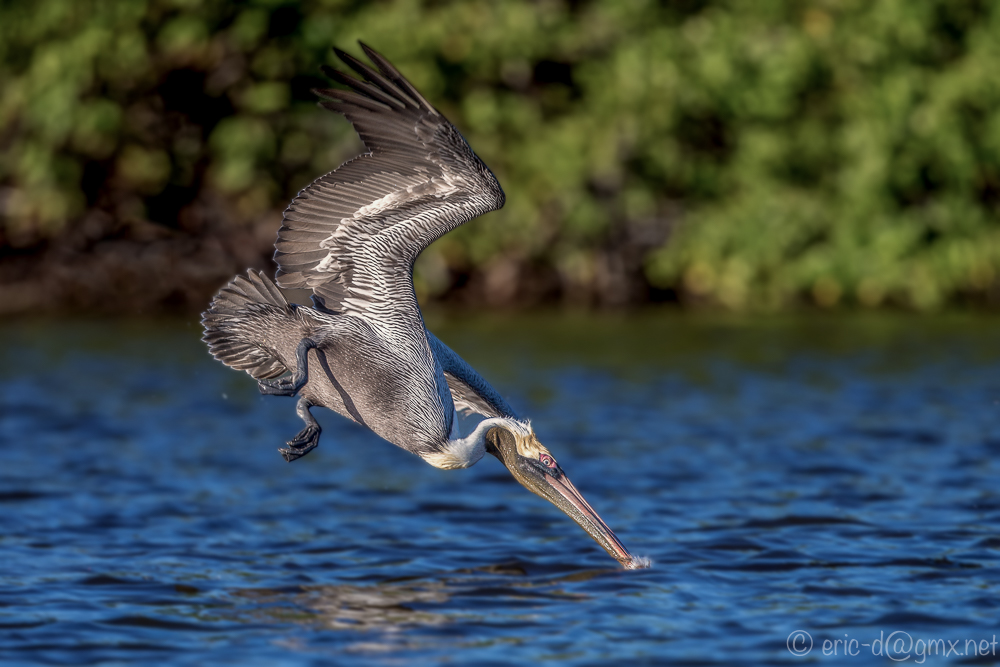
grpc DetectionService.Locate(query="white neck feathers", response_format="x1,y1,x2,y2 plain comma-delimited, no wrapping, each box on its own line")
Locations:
420,417,530,470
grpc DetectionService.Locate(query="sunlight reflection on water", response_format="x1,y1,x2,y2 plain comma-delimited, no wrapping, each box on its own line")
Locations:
1,312,999,664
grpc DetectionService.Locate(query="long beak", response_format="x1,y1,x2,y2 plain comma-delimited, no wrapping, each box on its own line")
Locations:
512,461,645,569
544,471,640,566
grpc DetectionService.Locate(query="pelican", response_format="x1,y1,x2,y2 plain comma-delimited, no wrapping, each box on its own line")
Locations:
202,44,645,569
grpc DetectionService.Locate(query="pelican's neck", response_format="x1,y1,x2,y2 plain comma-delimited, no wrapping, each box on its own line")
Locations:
420,417,528,470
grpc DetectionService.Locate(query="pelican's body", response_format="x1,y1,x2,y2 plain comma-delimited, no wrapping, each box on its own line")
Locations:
202,44,644,569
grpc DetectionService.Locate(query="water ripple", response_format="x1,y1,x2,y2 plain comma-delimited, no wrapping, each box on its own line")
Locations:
1,314,999,665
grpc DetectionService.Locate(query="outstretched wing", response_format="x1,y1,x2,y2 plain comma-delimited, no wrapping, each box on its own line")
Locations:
274,43,505,325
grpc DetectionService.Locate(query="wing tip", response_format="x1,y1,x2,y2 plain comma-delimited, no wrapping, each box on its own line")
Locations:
348,42,437,115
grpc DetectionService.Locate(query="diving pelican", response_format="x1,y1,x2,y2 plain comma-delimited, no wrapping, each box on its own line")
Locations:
202,44,645,569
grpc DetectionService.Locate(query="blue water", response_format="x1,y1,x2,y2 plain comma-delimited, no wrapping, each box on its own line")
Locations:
1,312,999,665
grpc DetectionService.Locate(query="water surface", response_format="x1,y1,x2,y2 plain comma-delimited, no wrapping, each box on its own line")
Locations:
1,312,999,665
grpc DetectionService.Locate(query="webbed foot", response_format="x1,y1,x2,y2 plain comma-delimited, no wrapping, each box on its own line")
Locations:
257,338,318,397
258,376,298,396
278,424,320,462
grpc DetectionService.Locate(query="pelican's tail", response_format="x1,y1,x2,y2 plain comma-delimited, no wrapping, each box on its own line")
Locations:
201,270,304,379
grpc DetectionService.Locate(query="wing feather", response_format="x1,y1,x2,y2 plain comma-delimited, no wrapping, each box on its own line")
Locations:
358,43,438,114
273,43,505,323
332,48,423,108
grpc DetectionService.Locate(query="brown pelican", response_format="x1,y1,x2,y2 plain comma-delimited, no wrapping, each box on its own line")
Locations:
202,44,646,569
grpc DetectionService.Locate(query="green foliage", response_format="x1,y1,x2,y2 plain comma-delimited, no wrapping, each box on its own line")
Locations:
1,0,998,308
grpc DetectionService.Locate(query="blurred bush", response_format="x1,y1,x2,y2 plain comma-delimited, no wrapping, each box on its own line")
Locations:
1,0,998,311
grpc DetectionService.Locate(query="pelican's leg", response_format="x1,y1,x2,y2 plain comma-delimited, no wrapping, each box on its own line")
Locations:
258,338,317,396
279,397,321,463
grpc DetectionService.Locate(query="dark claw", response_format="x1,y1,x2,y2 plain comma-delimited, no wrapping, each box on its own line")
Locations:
278,425,320,462
257,338,318,397
258,377,297,396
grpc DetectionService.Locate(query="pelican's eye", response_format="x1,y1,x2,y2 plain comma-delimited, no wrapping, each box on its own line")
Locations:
539,453,556,468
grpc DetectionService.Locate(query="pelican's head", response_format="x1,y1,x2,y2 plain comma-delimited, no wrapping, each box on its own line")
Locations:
485,423,646,569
